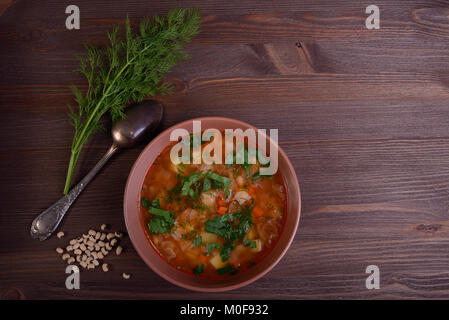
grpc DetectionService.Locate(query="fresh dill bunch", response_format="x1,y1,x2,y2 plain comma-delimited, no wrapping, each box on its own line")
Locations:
63,8,201,194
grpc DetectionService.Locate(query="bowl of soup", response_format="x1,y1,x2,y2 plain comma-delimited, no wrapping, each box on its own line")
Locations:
124,117,300,292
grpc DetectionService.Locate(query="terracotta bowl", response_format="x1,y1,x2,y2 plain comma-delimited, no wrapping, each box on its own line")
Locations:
124,117,301,292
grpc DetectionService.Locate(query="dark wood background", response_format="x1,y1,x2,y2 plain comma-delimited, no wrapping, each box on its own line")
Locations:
2,0,449,299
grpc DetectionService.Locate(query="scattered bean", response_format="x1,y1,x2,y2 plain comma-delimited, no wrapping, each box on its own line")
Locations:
116,246,123,256
122,273,131,279
102,263,109,272
57,231,65,238
56,247,63,254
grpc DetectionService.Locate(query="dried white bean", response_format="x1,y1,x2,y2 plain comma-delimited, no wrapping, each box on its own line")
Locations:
100,224,107,231
115,246,123,256
56,247,63,254
57,231,65,238
122,273,131,279
102,263,109,272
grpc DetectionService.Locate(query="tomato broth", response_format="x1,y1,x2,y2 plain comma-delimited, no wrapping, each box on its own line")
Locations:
139,133,287,277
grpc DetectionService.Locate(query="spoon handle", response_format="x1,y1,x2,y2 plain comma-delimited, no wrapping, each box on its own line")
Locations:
30,145,119,241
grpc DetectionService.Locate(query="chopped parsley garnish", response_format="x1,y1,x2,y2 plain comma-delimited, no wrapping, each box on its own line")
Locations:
193,264,204,276
142,197,174,235
251,172,261,182
206,243,220,256
203,177,211,192
181,173,203,197
243,237,251,246
216,265,239,275
206,171,231,199
193,235,202,248
220,241,234,262
204,200,254,262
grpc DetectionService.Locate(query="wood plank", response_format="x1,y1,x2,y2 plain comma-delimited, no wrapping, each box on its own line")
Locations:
2,0,449,300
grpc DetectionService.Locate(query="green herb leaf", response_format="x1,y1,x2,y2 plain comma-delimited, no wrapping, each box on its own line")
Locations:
145,203,175,234
220,242,234,262
203,177,211,192
181,172,203,198
206,243,220,256
141,197,151,208
205,171,231,186
152,198,161,208
193,264,204,276
193,235,202,248
216,265,239,275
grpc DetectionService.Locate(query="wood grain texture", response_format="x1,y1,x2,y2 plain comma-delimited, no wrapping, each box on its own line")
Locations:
2,0,449,299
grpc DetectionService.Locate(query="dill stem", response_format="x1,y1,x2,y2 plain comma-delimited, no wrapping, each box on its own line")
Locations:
63,44,150,194
63,151,77,194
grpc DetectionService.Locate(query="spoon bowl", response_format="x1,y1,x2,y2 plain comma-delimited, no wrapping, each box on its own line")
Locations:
112,100,163,148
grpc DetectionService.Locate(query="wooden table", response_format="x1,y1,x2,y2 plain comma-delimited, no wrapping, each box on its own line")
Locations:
2,0,449,299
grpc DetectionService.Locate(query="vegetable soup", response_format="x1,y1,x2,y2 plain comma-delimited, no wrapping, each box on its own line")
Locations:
140,133,287,277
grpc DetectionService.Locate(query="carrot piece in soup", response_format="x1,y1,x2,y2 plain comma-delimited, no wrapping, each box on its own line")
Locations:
217,199,227,206
217,206,228,215
248,186,256,197
252,206,264,217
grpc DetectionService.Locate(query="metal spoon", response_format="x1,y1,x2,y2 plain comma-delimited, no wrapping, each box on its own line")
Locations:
30,100,164,241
